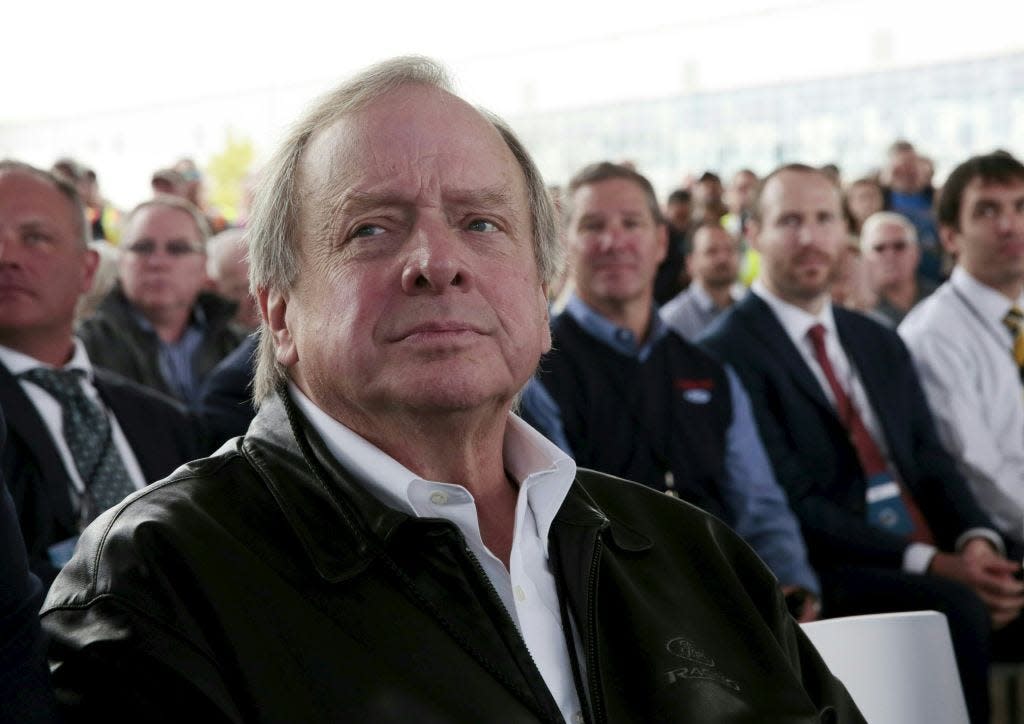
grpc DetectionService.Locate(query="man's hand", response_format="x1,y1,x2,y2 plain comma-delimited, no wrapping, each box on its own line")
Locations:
782,586,821,623
929,539,1024,629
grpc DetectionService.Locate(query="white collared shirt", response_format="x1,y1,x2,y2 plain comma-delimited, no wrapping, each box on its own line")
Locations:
900,267,1024,540
0,340,148,513
290,385,584,723
751,281,947,572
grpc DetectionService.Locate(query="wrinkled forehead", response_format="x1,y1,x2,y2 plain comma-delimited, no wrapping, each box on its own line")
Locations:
296,86,525,229
124,204,204,244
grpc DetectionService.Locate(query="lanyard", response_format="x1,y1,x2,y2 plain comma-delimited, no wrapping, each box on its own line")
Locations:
951,285,1018,365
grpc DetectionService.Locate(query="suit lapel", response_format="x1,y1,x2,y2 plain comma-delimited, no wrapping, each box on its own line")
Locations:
0,362,77,529
94,372,176,482
833,310,897,453
735,294,834,413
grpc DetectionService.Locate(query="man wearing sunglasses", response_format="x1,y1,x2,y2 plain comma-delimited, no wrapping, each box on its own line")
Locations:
77,196,246,405
860,211,936,327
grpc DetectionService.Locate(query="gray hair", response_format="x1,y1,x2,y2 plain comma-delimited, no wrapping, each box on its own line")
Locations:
0,159,89,247
247,55,561,403
123,194,212,248
206,227,248,280
859,211,918,253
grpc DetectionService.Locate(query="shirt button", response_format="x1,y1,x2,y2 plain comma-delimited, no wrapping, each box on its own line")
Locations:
665,489,679,498
514,585,527,602
429,491,448,505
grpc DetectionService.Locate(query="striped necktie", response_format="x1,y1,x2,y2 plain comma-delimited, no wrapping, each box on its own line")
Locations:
1004,305,1024,384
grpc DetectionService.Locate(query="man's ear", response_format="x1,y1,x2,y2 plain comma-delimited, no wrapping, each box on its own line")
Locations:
258,286,298,367
80,247,100,294
655,223,669,264
746,220,762,252
939,224,960,258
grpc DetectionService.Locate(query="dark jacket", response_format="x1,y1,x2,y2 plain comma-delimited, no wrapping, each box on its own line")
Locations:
0,408,60,724
699,293,1004,571
0,361,203,584
41,390,863,723
532,313,732,512
77,285,246,402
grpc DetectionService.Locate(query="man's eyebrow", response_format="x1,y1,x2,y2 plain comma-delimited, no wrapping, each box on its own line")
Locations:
444,186,516,210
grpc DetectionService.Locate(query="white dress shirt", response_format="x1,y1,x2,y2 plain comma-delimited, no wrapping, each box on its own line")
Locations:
751,282,1001,572
900,267,1024,541
0,340,148,518
290,385,584,723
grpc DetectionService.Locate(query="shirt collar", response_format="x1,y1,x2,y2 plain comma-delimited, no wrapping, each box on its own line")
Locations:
751,278,837,345
564,293,669,362
0,338,95,380
288,383,577,546
688,280,717,313
131,301,207,336
951,266,1024,320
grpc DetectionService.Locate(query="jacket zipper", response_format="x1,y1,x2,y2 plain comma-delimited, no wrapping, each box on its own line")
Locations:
583,537,605,724
461,543,564,724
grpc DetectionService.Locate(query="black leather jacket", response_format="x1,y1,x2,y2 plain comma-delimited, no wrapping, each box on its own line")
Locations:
42,391,863,723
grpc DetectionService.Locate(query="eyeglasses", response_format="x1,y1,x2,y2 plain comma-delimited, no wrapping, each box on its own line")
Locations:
870,240,910,254
125,239,204,257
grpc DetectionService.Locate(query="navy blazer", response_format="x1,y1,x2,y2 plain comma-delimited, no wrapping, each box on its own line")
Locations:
0,362,202,584
700,292,1000,571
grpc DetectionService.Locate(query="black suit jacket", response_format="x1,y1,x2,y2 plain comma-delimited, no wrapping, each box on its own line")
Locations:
0,362,202,584
700,292,999,572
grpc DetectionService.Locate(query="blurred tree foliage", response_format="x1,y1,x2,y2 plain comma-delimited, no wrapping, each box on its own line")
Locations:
206,132,255,223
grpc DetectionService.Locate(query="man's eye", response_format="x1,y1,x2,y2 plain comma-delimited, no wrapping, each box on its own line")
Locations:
467,219,499,233
351,224,385,238
24,231,50,244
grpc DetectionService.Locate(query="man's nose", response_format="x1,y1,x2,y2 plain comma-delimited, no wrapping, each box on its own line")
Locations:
595,223,625,252
401,220,468,293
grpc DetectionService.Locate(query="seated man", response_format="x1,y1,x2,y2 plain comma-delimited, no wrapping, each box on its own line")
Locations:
522,162,819,618
77,196,246,404
206,228,260,332
0,162,201,584
900,151,1024,542
660,221,743,340
860,211,936,326
701,162,1023,724
41,59,862,722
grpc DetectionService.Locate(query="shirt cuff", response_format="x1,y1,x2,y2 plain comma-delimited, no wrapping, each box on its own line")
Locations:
955,528,1005,556
903,543,938,574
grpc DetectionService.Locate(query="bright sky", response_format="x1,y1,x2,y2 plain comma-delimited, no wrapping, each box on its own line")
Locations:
3,0,1021,208
4,0,1022,122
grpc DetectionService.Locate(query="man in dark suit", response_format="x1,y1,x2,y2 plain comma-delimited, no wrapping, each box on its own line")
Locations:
700,163,1024,724
0,161,201,584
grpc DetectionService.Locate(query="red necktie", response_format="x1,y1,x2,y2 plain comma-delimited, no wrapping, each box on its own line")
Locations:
806,324,934,544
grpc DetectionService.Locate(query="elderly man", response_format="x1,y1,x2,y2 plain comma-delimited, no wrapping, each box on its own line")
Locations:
900,151,1024,546
42,59,860,722
661,221,743,340
0,162,200,585
207,227,260,332
701,163,1024,724
860,211,936,326
77,196,246,404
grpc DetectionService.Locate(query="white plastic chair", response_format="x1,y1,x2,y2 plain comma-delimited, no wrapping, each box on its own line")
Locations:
801,610,969,724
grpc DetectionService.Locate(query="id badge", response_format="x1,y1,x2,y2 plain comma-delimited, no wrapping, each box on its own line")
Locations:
47,535,80,568
865,472,913,536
